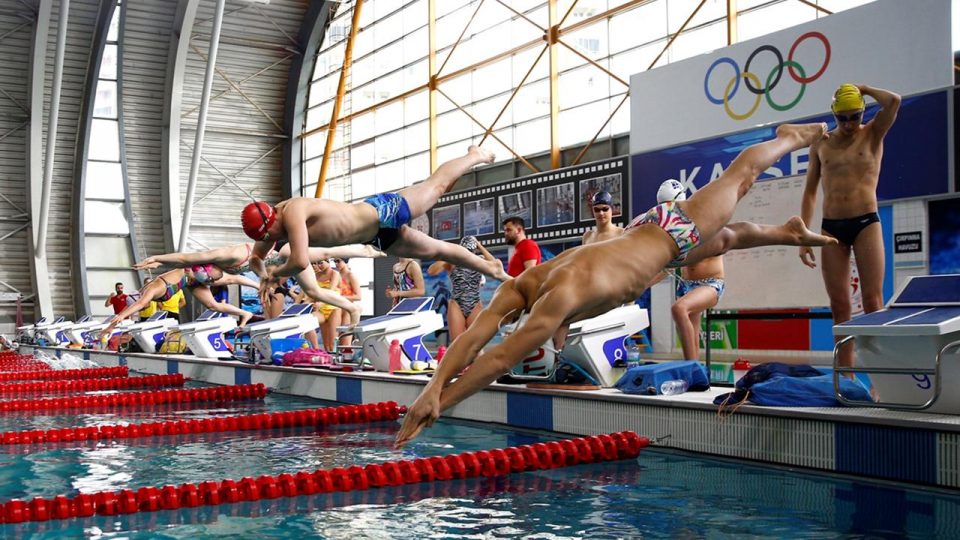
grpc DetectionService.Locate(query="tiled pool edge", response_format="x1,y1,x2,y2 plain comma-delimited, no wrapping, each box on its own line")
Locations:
26,345,958,489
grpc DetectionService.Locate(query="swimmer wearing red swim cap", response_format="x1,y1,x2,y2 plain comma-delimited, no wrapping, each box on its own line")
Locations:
242,147,508,313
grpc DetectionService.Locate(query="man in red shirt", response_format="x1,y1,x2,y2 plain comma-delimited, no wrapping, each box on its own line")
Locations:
503,217,541,277
104,282,128,315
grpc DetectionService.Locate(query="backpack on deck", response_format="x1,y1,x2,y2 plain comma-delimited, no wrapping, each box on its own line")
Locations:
713,362,871,407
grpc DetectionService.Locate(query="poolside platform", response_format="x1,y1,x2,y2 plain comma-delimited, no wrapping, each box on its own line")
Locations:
22,344,960,490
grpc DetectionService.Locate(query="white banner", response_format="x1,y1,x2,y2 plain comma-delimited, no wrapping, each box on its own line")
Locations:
629,0,952,153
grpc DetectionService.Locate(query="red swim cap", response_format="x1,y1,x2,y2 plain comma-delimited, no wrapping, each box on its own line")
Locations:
241,202,275,240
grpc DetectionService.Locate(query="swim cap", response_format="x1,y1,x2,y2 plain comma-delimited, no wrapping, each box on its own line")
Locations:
831,83,865,114
460,235,479,253
591,190,613,207
656,179,687,204
241,202,275,240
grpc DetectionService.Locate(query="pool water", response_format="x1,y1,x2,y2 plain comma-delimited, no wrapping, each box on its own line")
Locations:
1,382,959,539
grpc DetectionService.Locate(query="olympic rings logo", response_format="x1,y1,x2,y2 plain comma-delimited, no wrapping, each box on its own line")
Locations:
703,31,831,120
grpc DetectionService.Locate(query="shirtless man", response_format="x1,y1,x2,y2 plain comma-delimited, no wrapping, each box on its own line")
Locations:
133,242,384,326
396,123,833,447
242,147,508,302
581,191,623,245
800,84,900,371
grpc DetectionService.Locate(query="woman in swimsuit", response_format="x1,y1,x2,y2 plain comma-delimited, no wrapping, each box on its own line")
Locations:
134,243,384,326
333,258,362,348
388,258,425,307
99,264,258,339
427,236,496,342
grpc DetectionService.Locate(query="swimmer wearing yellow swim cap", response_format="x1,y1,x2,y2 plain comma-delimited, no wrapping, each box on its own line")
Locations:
828,83,868,137
800,83,901,375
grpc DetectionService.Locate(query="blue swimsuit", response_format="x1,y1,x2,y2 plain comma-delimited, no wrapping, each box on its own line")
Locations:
363,193,412,251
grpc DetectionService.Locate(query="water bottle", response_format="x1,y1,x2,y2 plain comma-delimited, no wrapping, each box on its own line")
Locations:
660,379,689,396
388,339,402,373
436,345,447,363
626,340,641,369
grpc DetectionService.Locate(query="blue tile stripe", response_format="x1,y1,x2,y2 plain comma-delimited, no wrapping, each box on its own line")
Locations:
234,367,251,386
82,351,90,361
118,356,127,367
507,393,553,431
166,360,179,375
835,423,935,484
336,378,362,404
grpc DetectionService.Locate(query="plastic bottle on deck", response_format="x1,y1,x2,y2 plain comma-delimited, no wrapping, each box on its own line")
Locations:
388,340,402,373
626,340,641,369
660,379,689,396
436,345,447,363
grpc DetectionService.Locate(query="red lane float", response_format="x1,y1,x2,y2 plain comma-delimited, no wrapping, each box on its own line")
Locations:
0,401,402,446
0,359,51,372
0,383,266,413
0,366,127,382
0,431,648,523
0,374,185,396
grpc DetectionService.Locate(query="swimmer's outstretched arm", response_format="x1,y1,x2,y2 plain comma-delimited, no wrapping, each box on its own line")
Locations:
438,303,564,411
211,274,260,289
396,282,525,448
133,245,248,271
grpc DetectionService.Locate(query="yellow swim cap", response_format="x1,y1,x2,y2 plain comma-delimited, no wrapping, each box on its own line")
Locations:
831,83,865,114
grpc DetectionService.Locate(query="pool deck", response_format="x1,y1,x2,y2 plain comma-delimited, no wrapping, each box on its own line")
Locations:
21,345,960,490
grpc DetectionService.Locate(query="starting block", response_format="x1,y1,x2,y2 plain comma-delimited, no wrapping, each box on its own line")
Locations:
16,316,48,343
560,304,650,387
126,312,179,353
504,304,649,386
81,318,136,348
19,316,62,344
37,316,78,346
176,310,237,359
63,316,101,346
347,297,442,371
834,274,960,413
244,304,318,363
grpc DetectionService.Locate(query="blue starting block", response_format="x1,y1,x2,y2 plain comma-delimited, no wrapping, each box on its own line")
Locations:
834,274,960,412
345,297,443,371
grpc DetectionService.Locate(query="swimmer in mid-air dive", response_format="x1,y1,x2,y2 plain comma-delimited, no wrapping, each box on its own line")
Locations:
98,264,260,339
395,123,836,448
133,242,384,326
240,146,509,305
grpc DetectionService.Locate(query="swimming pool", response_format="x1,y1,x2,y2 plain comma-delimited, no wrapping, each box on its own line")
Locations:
2,381,959,539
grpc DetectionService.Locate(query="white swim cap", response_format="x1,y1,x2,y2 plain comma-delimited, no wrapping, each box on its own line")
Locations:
656,179,687,204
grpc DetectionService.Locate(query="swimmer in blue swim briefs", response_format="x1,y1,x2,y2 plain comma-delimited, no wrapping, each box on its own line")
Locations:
397,123,837,448
243,146,509,305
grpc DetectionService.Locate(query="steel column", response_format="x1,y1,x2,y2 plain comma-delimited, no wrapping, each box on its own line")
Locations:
35,0,69,255
178,0,226,252
315,0,363,198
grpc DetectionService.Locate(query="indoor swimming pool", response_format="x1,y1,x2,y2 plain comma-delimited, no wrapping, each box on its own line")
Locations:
0,379,958,539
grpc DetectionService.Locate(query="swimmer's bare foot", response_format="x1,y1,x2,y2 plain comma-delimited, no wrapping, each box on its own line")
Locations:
238,311,254,328
468,145,495,166
784,216,838,247
776,122,828,147
489,258,510,282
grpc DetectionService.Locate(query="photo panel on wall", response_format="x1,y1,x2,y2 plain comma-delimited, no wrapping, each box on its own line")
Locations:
537,182,576,228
